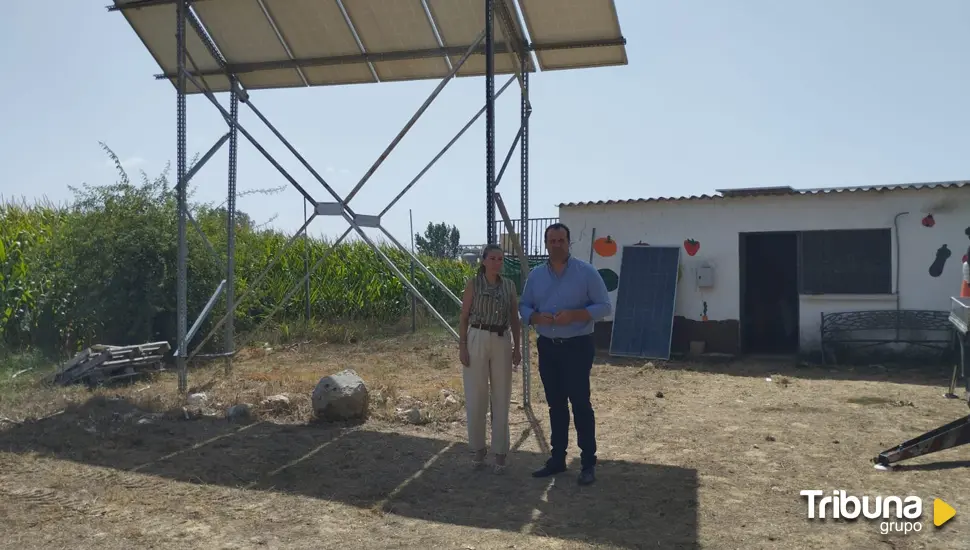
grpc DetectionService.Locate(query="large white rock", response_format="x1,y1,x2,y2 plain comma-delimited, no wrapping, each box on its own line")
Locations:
312,369,369,421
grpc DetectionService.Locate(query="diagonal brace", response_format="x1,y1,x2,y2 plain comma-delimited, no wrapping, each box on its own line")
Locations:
342,28,487,206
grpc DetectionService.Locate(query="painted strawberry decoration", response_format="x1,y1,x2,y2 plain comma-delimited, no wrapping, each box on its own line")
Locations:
922,214,935,227
684,238,700,257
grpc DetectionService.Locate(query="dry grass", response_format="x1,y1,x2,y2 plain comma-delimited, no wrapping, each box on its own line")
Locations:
2,330,970,549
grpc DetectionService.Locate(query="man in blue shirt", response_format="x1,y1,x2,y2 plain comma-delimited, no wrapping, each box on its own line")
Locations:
518,222,612,485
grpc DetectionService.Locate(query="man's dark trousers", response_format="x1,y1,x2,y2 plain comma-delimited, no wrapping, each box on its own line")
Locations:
536,333,597,469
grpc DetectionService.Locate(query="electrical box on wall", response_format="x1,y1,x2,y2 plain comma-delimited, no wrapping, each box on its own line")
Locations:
696,264,714,288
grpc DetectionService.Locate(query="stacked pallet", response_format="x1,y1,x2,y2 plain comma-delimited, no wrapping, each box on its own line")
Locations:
50,341,171,387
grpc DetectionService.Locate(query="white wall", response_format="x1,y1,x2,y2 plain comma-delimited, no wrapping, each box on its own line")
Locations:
559,187,970,352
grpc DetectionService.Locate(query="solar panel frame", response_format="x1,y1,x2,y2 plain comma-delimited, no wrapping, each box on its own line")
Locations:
341,0,453,82
110,0,627,92
426,0,534,78
608,246,681,360
516,0,628,71
261,0,378,86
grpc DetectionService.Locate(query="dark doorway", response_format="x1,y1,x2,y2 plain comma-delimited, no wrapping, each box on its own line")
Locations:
740,232,800,354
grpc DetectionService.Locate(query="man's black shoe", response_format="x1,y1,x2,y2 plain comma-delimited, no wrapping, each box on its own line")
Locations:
578,466,596,485
531,462,567,478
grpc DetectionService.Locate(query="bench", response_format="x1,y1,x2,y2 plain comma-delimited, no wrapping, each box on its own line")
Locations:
819,309,955,364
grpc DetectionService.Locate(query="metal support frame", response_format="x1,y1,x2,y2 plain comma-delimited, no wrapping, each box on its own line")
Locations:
164,0,538,396
485,0,496,244
872,316,970,467
873,413,970,467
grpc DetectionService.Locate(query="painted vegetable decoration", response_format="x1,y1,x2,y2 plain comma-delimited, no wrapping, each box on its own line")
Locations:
922,214,935,227
684,238,700,257
593,235,618,257
598,268,619,292
929,244,950,278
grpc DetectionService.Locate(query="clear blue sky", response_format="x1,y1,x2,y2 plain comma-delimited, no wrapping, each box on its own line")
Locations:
2,1,969,246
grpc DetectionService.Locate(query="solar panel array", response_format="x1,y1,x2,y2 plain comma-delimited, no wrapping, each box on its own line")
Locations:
111,0,628,93
609,246,681,360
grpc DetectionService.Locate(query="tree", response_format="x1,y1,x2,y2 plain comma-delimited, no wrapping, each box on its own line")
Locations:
415,221,461,259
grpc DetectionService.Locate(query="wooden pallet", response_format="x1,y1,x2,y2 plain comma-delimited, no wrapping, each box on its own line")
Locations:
49,341,171,387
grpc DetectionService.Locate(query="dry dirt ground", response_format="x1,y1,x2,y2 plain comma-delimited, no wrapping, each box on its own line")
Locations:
2,329,970,549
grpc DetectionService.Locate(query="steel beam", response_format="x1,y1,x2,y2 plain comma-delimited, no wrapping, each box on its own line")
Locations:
485,0,496,244
175,0,189,393
225,79,238,375
152,39,628,81
873,414,970,467
519,62,532,405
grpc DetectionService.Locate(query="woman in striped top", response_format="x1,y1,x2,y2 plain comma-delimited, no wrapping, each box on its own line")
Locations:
458,244,522,472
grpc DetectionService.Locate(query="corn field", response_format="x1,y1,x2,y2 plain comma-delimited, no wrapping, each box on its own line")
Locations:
0,149,473,357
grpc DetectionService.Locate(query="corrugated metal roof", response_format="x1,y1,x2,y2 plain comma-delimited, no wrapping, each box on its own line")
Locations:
557,180,970,207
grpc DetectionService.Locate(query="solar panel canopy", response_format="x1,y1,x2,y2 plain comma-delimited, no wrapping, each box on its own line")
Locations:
609,246,681,360
111,0,628,93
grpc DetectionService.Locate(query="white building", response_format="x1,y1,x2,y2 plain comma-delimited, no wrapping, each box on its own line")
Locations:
557,181,970,358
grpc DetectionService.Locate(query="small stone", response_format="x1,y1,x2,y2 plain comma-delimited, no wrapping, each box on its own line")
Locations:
765,435,776,442
444,394,458,405
833,440,840,444
403,407,426,424
186,392,207,407
226,403,252,422
260,394,291,412
655,391,664,398
312,369,369,421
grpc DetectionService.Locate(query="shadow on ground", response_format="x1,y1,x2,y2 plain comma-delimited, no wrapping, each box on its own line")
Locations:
0,396,699,549
595,348,961,389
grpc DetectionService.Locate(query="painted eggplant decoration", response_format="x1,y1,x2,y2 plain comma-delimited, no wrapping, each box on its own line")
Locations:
929,244,951,278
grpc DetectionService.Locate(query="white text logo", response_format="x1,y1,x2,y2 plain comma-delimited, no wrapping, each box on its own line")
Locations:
801,490,923,535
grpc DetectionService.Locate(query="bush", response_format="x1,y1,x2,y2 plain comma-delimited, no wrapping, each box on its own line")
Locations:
0,146,473,357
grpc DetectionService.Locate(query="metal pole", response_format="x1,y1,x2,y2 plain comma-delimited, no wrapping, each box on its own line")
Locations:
410,209,416,333
485,0,496,245
175,132,229,193
494,126,523,190
176,0,189,393
520,61,532,407
225,79,238,376
304,198,311,330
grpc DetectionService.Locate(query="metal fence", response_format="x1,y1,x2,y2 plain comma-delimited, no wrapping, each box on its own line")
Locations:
459,217,557,257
